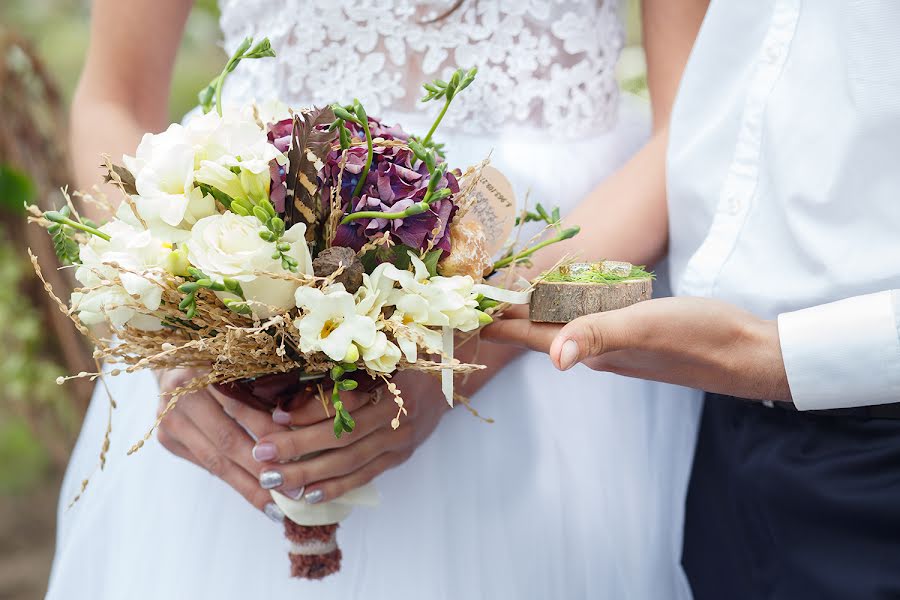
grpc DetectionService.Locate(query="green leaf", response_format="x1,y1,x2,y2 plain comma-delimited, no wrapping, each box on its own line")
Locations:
421,249,442,278
0,164,35,213
197,183,235,209
51,228,80,265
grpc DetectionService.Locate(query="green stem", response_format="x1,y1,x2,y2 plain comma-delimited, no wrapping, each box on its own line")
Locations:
422,97,451,146
45,213,111,241
340,202,428,225
214,73,226,117
351,116,374,199
492,226,581,270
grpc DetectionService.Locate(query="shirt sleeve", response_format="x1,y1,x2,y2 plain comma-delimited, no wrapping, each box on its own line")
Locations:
776,290,900,410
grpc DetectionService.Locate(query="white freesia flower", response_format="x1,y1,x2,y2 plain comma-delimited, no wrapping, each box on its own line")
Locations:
187,212,312,318
380,252,482,332
72,220,172,330
360,330,402,373
294,285,378,362
391,320,444,364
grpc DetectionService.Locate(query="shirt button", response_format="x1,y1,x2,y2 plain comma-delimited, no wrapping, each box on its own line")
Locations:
724,195,742,215
764,43,780,63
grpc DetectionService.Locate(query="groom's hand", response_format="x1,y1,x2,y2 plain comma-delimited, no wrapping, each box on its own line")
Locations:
484,297,792,402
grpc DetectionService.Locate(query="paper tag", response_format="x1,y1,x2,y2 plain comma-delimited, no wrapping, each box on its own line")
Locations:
464,166,517,255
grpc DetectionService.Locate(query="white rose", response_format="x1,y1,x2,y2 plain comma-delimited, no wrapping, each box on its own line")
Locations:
189,111,285,205
122,124,217,242
294,285,378,362
72,220,172,330
186,212,312,318
228,99,291,126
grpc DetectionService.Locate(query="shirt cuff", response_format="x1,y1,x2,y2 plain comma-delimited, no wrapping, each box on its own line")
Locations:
777,291,900,410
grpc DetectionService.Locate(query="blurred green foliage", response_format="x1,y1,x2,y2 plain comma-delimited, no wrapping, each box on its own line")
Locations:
0,233,76,492
0,164,36,214
0,417,50,494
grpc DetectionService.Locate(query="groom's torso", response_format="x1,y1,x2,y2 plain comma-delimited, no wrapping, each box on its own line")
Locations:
666,0,900,318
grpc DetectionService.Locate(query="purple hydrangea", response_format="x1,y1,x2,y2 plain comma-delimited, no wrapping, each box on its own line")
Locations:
321,117,459,254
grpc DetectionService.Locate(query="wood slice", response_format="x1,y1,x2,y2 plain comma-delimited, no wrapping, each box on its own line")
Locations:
529,278,653,323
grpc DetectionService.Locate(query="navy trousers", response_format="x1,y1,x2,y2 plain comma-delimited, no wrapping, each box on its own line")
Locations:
683,394,900,600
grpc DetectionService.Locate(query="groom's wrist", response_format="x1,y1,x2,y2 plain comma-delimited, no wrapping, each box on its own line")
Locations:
739,317,792,403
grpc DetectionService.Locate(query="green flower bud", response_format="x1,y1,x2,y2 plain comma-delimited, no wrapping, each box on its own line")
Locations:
343,343,360,364
165,244,192,278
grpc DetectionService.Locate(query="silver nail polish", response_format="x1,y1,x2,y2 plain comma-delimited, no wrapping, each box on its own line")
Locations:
259,470,284,489
304,489,324,504
283,486,305,500
264,502,284,523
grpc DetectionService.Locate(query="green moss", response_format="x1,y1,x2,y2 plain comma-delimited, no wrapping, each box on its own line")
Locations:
542,263,654,284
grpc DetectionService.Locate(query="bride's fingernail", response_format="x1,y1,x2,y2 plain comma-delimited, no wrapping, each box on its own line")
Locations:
264,502,284,523
272,408,291,425
283,486,305,500
304,489,324,504
559,339,579,371
260,470,283,489
252,442,277,462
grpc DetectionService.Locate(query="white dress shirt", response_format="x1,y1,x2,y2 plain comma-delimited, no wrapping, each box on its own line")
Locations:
666,0,900,409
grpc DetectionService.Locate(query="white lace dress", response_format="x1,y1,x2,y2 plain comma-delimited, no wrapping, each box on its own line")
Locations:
46,2,702,598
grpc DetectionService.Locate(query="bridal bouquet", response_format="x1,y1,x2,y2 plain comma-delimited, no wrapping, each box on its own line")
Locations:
30,38,577,579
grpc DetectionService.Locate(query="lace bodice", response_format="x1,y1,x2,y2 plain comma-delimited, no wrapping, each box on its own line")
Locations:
218,0,623,139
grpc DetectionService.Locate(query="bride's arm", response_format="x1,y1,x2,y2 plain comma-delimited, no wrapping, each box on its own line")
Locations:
71,0,192,219
457,0,712,394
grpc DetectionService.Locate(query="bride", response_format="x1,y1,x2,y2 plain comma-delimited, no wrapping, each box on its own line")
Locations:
48,1,705,598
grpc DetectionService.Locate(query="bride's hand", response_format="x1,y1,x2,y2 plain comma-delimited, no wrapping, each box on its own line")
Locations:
155,368,291,519
247,372,449,505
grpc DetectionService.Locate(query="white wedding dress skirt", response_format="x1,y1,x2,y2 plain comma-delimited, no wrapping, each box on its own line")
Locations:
46,96,701,600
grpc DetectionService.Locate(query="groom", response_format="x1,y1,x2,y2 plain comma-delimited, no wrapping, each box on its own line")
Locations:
486,1,900,599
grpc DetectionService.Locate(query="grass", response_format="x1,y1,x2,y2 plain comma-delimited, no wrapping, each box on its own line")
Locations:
543,263,654,284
